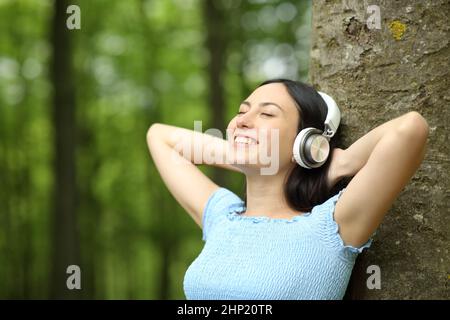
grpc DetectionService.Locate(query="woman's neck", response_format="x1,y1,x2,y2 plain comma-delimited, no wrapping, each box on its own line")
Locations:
243,167,306,218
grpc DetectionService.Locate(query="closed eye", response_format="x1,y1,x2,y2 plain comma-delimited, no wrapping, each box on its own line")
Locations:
262,113,273,117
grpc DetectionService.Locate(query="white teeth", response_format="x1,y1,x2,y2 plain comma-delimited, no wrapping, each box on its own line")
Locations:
234,136,257,145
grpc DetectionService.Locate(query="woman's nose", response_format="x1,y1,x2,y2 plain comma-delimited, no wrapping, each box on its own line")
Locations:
236,112,254,128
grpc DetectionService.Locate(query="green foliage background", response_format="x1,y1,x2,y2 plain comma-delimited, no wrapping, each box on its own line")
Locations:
0,0,311,299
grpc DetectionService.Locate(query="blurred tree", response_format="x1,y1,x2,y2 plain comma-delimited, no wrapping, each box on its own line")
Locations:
202,0,230,186
49,0,80,299
310,0,449,299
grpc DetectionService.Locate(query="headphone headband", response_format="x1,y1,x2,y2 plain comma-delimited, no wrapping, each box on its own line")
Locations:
317,91,341,139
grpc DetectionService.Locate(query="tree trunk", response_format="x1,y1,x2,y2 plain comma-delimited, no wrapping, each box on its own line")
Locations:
202,0,229,186
310,0,449,299
50,0,81,299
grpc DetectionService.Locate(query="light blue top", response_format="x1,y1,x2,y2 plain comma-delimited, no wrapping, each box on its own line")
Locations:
183,187,374,300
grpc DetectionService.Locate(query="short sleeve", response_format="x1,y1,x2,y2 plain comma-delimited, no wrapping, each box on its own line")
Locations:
312,187,376,260
201,187,244,242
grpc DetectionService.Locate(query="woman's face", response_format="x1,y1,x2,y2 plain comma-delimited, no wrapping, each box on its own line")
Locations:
226,83,300,174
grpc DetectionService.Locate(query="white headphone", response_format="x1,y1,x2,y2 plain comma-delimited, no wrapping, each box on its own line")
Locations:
292,91,341,169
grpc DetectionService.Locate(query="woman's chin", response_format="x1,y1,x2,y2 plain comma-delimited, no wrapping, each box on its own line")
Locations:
230,149,258,164
226,142,272,169
232,155,265,169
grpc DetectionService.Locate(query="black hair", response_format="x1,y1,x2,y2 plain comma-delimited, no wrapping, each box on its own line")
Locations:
243,78,350,212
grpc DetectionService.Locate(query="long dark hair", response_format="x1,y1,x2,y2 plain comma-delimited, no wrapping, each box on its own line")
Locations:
243,78,350,212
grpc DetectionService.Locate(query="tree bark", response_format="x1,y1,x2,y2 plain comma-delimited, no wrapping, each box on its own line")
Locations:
310,0,449,299
50,0,81,299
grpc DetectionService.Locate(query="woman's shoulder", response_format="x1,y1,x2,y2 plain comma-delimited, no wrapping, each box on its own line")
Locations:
310,187,375,259
204,187,244,212
201,187,244,241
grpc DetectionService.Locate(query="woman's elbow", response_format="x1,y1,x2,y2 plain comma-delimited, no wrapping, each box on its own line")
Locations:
146,123,162,142
397,111,429,141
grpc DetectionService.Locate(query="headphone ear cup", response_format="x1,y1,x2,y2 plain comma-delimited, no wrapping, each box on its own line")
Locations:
304,132,330,168
293,128,318,169
293,128,329,169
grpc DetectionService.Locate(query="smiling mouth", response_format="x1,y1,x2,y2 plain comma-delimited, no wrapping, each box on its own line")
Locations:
234,136,258,146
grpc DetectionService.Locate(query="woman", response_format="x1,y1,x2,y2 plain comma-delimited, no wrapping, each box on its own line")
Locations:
146,79,429,299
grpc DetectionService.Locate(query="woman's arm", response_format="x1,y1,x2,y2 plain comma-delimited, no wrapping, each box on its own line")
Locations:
337,111,423,177
330,111,429,247
328,111,423,186
146,123,240,227
151,123,242,173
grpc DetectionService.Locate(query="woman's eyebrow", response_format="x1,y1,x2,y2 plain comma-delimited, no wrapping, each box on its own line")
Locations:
241,101,284,112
